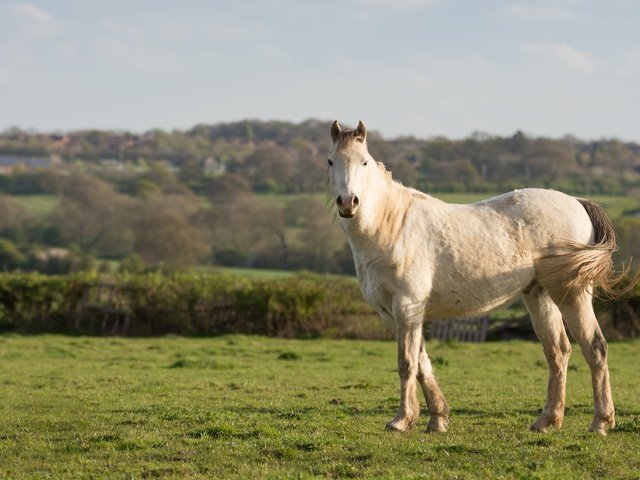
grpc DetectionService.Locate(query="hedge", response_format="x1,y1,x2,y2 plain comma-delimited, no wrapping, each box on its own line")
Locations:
0,272,638,339
0,272,387,338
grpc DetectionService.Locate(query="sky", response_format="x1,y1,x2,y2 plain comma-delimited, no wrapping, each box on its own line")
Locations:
1,0,639,141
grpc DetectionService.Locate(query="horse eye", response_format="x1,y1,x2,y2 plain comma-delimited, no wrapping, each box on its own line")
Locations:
363,161,368,166
328,159,333,166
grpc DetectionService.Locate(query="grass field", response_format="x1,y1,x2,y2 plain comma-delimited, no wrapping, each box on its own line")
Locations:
212,266,294,279
0,335,638,479
10,194,59,219
7,191,637,223
434,193,639,220
255,192,639,219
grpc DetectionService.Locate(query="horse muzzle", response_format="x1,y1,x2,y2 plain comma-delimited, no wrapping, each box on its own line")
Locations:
336,194,359,218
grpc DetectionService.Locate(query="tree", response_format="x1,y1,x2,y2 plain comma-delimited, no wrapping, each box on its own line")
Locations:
289,137,328,193
207,173,252,204
209,194,288,268
133,210,209,267
295,198,344,272
229,145,295,192
0,238,25,270
385,157,418,188
142,164,192,195
48,174,135,257
0,195,29,232
179,159,205,191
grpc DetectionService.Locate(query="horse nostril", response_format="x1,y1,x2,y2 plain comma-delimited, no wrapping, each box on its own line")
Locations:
353,196,360,206
336,196,343,206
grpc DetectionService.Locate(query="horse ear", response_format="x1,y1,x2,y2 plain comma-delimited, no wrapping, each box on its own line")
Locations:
355,120,367,142
331,120,342,143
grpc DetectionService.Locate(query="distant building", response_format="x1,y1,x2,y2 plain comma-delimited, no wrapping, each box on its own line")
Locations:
0,155,53,174
203,156,225,176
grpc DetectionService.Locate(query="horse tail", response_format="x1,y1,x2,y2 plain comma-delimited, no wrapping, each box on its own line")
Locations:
537,199,638,299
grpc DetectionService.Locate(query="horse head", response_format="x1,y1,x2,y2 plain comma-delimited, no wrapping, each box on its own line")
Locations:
328,120,376,219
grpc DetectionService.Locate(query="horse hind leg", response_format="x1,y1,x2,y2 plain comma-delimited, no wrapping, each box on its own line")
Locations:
550,287,615,435
522,284,572,432
417,339,449,432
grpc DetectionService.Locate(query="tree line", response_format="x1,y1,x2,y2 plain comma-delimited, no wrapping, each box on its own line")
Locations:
0,119,639,274
2,119,640,195
0,171,351,274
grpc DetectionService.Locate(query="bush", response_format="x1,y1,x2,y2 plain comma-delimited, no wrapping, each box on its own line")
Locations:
0,239,26,270
2,271,636,339
0,271,377,338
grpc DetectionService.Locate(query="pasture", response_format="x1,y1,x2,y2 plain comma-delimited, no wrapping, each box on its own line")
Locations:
1,335,638,479
10,194,58,220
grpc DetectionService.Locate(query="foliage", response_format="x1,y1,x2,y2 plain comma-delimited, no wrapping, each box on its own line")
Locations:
0,272,375,338
0,272,638,339
0,335,639,478
0,238,25,270
2,120,640,196
1,120,639,276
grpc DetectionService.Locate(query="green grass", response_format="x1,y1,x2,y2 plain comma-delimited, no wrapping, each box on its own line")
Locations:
433,192,639,219
3,191,638,223
432,192,495,205
589,195,640,219
10,194,59,219
209,267,356,282
254,191,639,221
212,266,295,279
0,335,638,479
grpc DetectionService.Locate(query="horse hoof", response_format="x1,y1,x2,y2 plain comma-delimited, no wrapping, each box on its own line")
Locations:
530,423,549,433
385,422,404,432
530,413,562,433
426,416,448,433
385,417,417,433
589,416,614,436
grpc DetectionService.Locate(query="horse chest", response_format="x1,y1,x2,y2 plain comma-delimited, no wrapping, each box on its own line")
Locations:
355,261,395,316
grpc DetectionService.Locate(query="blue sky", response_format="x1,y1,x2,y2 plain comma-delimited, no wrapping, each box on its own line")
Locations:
1,0,639,140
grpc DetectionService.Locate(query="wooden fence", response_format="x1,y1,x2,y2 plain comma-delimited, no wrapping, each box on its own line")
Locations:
429,317,490,342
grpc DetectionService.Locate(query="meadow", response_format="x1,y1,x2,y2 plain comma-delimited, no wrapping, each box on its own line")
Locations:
11,192,636,219
256,192,639,223
1,334,639,479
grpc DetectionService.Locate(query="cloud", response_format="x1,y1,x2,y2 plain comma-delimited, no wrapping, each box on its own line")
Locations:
98,37,180,74
615,48,640,78
352,0,440,8
0,69,18,88
504,3,578,21
10,2,60,37
521,43,595,73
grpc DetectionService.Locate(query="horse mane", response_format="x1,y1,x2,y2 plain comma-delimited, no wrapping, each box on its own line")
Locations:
377,161,393,181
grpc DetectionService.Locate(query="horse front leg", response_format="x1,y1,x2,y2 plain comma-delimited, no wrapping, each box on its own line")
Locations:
386,323,421,432
417,339,449,432
387,299,442,432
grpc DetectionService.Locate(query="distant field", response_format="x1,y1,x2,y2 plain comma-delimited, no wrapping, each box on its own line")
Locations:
6,191,637,222
434,192,639,219
0,335,638,479
212,266,294,279
11,194,58,219
589,195,639,219
256,191,639,220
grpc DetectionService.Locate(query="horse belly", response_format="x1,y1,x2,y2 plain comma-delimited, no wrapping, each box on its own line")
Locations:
424,277,530,319
426,243,536,319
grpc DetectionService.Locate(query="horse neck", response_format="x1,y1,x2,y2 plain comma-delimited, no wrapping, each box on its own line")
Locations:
342,167,412,250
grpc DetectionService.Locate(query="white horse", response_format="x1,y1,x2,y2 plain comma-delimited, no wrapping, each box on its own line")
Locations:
327,120,630,435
